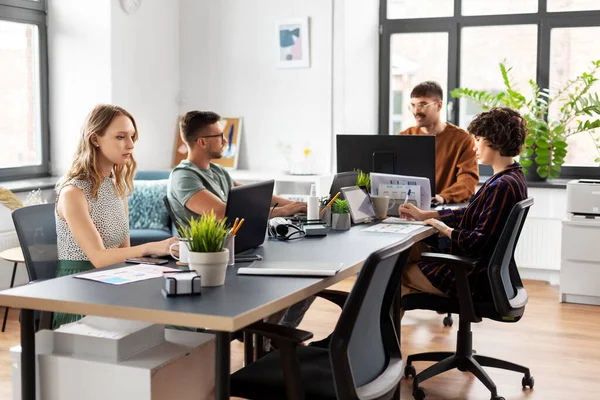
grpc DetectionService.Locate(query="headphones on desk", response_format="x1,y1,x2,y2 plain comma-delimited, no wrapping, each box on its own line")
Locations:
267,204,306,241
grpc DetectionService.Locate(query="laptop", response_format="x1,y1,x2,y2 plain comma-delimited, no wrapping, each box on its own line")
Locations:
329,171,359,200
225,180,275,254
237,261,343,277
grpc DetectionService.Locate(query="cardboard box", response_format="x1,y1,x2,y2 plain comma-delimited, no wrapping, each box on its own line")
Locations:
12,329,215,400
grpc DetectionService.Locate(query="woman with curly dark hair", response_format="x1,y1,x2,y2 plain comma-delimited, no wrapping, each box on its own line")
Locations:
398,107,528,301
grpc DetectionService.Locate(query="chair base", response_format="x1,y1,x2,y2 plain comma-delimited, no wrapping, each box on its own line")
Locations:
404,320,533,400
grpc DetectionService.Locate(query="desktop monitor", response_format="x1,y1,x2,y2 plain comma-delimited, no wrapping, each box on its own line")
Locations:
336,134,436,195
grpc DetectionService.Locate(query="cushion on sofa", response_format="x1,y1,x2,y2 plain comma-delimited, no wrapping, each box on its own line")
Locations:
129,180,170,232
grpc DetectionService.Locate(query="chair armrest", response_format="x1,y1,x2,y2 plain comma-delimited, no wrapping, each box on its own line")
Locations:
420,252,479,267
315,289,348,309
244,321,314,345
421,252,481,323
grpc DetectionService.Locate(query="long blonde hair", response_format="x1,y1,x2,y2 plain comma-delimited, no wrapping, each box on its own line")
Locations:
57,104,138,199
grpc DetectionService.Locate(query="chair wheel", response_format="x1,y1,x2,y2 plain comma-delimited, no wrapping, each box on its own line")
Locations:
491,396,505,400
522,375,534,389
405,364,416,379
413,386,427,400
443,315,453,327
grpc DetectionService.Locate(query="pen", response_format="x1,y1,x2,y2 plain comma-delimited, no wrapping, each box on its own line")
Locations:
232,217,239,232
320,192,341,217
404,189,411,205
232,218,245,236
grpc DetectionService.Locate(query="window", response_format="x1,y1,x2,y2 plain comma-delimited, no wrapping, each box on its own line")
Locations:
379,0,600,179
386,0,454,20
459,25,538,129
0,1,48,180
389,32,448,134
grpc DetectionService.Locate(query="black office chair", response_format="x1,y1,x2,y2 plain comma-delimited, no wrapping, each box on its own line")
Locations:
12,203,58,331
402,198,535,400
230,237,414,400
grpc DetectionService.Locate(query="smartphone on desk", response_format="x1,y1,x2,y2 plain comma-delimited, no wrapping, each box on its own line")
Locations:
125,257,169,265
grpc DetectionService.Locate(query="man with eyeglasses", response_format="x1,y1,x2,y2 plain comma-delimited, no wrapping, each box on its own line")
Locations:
398,81,479,205
168,110,306,224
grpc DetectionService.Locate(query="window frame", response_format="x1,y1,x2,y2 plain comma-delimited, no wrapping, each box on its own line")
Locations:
379,0,600,179
0,0,50,181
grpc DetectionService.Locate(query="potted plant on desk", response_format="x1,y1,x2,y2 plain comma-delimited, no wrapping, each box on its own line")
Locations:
331,199,351,231
177,212,230,287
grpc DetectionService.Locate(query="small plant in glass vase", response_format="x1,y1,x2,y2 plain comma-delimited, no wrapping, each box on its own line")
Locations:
177,212,230,287
451,60,600,180
331,199,351,231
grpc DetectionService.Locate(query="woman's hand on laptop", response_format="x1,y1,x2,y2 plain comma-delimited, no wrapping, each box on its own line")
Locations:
272,201,307,218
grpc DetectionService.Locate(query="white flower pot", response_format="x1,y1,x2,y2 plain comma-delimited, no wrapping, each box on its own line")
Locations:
188,249,229,287
331,213,351,231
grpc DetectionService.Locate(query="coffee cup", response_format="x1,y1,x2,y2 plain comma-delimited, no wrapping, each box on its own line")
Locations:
371,195,396,219
169,239,190,264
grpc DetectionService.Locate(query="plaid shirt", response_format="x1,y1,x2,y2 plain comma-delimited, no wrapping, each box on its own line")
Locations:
418,162,528,295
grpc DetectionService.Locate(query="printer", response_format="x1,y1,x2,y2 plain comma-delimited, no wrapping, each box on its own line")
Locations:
560,179,600,305
566,179,600,217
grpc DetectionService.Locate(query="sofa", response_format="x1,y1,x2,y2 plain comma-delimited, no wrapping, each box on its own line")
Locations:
129,170,176,246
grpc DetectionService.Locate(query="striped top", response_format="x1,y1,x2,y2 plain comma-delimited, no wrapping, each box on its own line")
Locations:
419,162,528,296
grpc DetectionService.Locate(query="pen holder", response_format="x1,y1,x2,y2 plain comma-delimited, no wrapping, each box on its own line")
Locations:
319,205,332,227
225,235,235,266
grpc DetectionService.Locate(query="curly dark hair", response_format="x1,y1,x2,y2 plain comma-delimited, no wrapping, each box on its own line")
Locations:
467,107,528,157
411,81,443,101
180,110,221,145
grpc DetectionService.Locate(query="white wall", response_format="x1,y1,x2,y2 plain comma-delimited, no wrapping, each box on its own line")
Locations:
48,0,180,176
179,0,334,174
111,1,180,171
48,0,113,176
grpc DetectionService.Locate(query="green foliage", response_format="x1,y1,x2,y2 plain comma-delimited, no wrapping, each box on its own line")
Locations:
177,211,230,253
331,199,350,214
451,60,600,179
356,170,371,190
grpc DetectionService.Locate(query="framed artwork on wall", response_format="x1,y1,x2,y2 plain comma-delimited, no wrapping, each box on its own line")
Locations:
276,17,310,69
173,117,243,170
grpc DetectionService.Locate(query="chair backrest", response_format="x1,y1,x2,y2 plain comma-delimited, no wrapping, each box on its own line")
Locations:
12,203,58,282
487,197,534,317
329,237,413,400
163,196,179,228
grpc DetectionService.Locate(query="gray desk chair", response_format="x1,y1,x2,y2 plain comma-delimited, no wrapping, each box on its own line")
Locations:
402,198,535,400
12,203,58,331
230,237,414,400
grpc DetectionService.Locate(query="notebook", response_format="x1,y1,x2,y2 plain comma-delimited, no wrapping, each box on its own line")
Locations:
237,261,343,277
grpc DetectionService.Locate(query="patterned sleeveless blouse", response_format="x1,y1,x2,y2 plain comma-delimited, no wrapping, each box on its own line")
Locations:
56,177,129,261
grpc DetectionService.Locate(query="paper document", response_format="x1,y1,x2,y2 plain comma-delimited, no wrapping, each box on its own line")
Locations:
74,264,180,285
363,223,424,234
382,217,426,225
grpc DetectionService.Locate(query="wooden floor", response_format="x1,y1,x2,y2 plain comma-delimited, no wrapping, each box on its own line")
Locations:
1,279,599,399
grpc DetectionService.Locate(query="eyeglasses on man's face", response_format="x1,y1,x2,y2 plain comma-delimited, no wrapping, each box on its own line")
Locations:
407,100,439,113
199,133,224,141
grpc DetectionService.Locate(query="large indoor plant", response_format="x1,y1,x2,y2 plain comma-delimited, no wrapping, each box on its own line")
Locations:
177,212,230,287
451,60,600,180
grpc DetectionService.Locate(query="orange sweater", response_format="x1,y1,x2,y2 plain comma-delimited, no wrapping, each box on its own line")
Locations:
398,123,479,203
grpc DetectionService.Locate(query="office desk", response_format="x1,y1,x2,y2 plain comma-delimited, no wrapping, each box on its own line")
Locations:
0,224,435,400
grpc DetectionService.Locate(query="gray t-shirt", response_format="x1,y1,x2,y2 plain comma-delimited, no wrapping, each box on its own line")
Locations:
167,160,234,224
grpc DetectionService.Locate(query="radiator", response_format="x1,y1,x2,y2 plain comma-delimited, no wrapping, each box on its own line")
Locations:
515,217,562,271
0,231,19,252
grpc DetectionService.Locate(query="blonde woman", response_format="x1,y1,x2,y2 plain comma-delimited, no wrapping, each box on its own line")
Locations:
54,104,177,327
